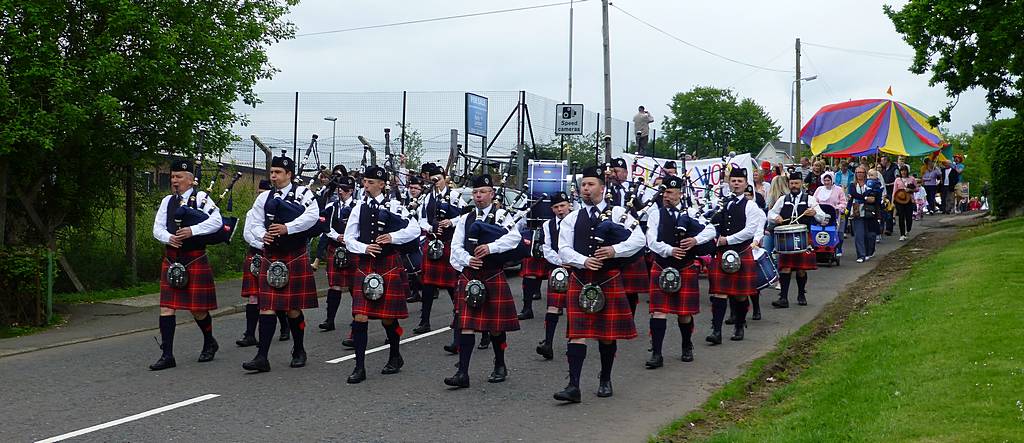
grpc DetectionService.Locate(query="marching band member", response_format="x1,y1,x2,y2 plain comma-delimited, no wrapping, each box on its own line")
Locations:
320,175,358,332
535,192,572,360
402,176,425,304
554,165,645,403
149,159,223,370
416,165,466,341
706,168,766,344
242,153,320,373
236,179,271,348
444,174,522,388
343,165,420,384
645,176,715,368
768,173,828,308
608,157,647,317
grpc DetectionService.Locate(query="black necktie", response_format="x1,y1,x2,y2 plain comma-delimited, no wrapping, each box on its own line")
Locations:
589,206,599,222
669,208,678,220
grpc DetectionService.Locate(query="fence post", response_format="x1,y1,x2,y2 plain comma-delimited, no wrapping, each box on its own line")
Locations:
292,91,299,161
401,91,407,155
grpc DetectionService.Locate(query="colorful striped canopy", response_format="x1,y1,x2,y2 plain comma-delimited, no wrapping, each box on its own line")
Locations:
799,99,945,157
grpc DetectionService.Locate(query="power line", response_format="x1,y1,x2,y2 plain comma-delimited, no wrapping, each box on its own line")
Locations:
726,47,791,88
802,49,838,101
610,4,793,73
803,41,914,61
295,0,590,37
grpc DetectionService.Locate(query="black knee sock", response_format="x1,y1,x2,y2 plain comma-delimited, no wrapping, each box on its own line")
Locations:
276,310,289,331
779,272,792,299
194,314,213,347
752,293,761,315
289,313,305,353
796,272,808,296
420,286,436,324
244,304,258,337
710,297,727,333
522,279,540,311
598,341,617,382
352,321,368,370
451,326,460,347
325,289,342,324
678,319,694,349
491,332,507,367
543,312,560,346
626,293,639,316
159,315,175,358
457,333,475,373
257,314,276,359
649,318,667,355
384,321,402,360
566,343,587,388
733,298,749,327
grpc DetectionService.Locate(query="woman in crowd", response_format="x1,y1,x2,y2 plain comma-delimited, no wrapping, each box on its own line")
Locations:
806,160,826,194
921,158,940,214
892,166,916,241
761,175,790,255
813,171,848,256
849,166,882,262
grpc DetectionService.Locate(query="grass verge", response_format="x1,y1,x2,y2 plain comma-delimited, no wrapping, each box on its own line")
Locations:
0,315,67,339
655,217,1024,442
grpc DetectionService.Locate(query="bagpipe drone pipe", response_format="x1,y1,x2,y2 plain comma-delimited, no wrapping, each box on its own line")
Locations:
672,210,716,261
173,169,244,248
589,185,666,268
466,195,548,267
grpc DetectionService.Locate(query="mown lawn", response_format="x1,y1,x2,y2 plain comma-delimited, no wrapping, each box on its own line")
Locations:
702,218,1024,442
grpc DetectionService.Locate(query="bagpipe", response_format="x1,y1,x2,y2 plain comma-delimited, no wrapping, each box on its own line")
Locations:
465,194,548,268
425,183,469,260
263,184,324,251
173,163,244,248
587,185,666,268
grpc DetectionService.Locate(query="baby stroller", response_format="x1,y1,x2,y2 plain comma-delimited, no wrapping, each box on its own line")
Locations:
811,204,841,266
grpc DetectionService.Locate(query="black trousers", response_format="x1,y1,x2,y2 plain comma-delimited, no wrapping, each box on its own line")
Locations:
896,202,914,236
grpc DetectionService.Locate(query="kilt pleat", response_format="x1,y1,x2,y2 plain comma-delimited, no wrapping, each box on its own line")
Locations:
454,269,521,332
351,253,410,320
326,243,357,288
777,249,818,271
519,256,552,280
620,257,649,294
160,247,217,311
421,239,459,288
708,247,758,297
648,262,701,315
565,269,637,341
240,248,261,298
257,247,318,311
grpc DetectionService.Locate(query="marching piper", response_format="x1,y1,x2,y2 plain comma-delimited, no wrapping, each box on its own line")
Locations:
241,153,320,373
444,174,522,388
403,176,425,304
607,157,648,317
237,179,270,348
343,165,420,384
645,175,715,368
534,192,573,360
416,165,466,343
767,172,829,308
149,159,223,370
554,165,646,403
706,168,766,344
320,175,358,331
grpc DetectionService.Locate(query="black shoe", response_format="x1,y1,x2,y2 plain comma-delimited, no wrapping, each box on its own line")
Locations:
318,322,335,331
705,330,722,345
413,323,431,334
443,343,459,355
407,292,421,303
149,355,176,371
347,367,366,384
444,371,470,388
342,337,355,349
235,334,257,347
488,364,508,383
724,315,736,325
290,349,307,368
596,379,613,398
681,347,694,362
198,339,218,363
533,293,542,300
381,355,404,375
478,334,491,350
536,342,554,360
517,309,534,320
242,356,270,372
797,293,807,306
771,297,790,308
731,325,745,341
553,385,582,403
752,311,762,321
279,329,290,341
645,353,664,369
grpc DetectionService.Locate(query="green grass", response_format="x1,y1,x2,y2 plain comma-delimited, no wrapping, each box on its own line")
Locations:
55,282,161,305
699,217,1024,442
0,314,66,339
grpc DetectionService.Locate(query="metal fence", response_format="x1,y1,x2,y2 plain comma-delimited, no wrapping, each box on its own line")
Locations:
223,90,632,171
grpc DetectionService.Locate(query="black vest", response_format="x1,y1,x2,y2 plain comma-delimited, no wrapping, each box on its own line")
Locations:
571,205,632,270
780,192,813,226
357,197,393,256
547,217,560,251
165,190,204,251
263,187,307,253
712,196,751,252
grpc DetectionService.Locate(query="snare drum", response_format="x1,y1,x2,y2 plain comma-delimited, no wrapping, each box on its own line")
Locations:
773,224,809,254
752,247,779,290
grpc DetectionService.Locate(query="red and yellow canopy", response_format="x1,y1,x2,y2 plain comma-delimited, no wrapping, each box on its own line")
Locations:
799,99,946,158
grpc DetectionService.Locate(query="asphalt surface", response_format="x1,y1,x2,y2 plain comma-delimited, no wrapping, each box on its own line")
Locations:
0,219,944,443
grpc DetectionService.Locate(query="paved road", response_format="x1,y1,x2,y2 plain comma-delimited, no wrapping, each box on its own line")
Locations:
0,220,944,442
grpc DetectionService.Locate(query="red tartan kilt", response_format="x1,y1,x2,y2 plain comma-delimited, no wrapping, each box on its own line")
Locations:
240,249,260,298
519,256,551,279
546,272,567,309
708,248,758,297
421,240,459,288
160,247,217,311
257,248,318,311
351,254,410,320
565,269,637,341
619,257,649,294
648,262,701,315
777,249,818,271
325,244,357,288
455,269,521,332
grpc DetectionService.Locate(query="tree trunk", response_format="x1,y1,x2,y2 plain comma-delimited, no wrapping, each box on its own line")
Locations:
0,158,7,246
17,192,86,292
124,164,137,285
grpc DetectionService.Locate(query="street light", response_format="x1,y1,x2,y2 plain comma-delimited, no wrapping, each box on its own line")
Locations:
323,116,337,167
790,75,817,148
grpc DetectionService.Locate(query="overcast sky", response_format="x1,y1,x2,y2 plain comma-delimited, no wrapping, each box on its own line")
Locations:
253,0,995,142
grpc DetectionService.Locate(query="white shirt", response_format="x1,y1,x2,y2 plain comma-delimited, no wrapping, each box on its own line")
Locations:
646,203,716,258
449,204,523,272
152,187,223,245
327,196,356,242
767,192,830,225
246,183,320,247
557,201,646,270
633,111,654,137
720,193,767,245
541,216,566,266
343,192,420,255
418,186,465,232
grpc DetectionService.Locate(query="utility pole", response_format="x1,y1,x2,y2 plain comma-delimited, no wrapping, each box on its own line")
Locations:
794,37,802,157
567,0,574,103
601,0,612,161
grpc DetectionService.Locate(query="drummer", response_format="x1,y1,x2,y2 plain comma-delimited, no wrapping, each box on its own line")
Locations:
767,172,830,308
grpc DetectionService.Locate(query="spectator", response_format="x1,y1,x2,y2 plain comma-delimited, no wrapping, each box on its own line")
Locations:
806,160,825,193
939,160,960,214
834,161,855,190
761,161,775,182
633,106,654,155
879,156,898,235
761,175,790,255
921,158,940,214
814,171,848,256
849,166,881,262
913,178,927,220
968,197,982,211
752,168,770,200
892,165,916,241
797,157,812,177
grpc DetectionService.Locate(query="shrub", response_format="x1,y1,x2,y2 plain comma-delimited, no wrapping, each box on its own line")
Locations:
0,247,48,327
980,117,1024,216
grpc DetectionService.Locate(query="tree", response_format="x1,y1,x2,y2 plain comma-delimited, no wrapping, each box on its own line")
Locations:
399,123,425,171
661,86,782,158
533,134,607,170
885,1,1024,123
0,0,297,287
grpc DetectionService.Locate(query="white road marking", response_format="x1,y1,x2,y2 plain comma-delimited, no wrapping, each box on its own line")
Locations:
35,394,220,443
325,326,451,364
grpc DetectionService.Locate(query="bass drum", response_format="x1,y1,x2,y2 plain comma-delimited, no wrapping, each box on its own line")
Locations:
752,247,779,290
